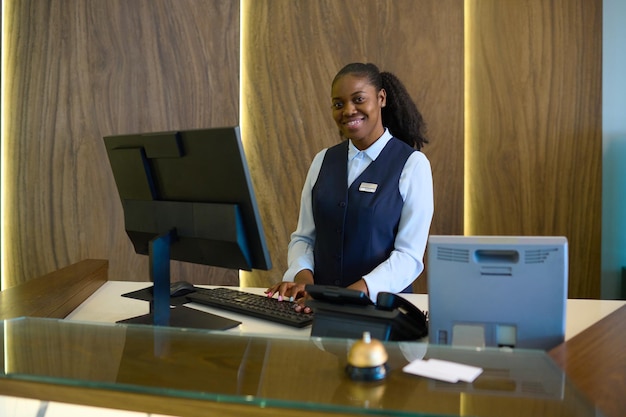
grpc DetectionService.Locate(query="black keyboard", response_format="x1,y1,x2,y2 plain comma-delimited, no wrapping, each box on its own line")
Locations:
187,287,313,328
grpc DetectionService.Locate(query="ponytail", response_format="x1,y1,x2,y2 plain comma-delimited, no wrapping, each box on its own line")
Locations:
380,72,428,150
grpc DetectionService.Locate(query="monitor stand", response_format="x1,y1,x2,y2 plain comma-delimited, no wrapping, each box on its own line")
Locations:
117,228,241,331
117,305,240,331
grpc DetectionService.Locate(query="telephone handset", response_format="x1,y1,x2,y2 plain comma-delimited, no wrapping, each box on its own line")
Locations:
375,291,429,339
305,285,428,341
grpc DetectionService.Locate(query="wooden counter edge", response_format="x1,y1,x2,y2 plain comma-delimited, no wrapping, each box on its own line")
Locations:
0,378,358,417
0,259,108,320
549,304,626,417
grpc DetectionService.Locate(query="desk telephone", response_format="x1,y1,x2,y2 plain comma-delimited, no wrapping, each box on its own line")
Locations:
305,285,428,341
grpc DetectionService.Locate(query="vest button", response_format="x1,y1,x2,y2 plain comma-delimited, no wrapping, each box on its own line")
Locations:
339,202,346,207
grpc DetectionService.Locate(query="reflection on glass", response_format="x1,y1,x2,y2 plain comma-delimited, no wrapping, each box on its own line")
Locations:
0,318,603,417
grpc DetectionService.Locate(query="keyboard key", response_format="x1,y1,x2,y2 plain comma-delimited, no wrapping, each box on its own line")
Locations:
187,288,313,328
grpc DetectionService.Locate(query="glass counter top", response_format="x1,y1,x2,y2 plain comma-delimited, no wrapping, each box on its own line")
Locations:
0,317,603,417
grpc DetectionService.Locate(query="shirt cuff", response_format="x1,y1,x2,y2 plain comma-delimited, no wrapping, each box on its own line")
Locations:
362,276,383,303
282,262,314,282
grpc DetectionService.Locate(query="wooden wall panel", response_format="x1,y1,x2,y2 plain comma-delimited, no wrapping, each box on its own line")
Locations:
3,0,240,287
4,0,463,292
465,0,602,298
241,0,465,290
5,0,601,299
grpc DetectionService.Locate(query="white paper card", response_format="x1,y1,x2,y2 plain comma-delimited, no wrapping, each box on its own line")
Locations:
402,359,483,383
402,360,460,382
426,359,483,382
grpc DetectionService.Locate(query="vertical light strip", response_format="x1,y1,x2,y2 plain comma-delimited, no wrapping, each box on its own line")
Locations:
460,392,469,416
3,322,8,375
1,0,10,290
3,1,14,375
463,0,473,236
238,0,248,287
3,320,10,375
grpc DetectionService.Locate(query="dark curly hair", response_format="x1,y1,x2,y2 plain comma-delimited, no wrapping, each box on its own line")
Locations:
332,63,428,150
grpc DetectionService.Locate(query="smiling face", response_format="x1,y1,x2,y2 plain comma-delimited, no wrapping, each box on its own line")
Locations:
331,74,386,150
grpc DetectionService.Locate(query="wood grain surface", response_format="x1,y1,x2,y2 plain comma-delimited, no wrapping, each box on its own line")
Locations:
3,0,463,292
3,0,241,287
3,0,601,298
465,0,602,297
0,259,107,320
550,305,626,417
240,0,464,289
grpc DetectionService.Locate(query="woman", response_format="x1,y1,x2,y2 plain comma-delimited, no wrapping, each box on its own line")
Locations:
266,62,433,309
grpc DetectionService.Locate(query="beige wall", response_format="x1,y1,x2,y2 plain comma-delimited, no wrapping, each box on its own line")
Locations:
2,0,601,298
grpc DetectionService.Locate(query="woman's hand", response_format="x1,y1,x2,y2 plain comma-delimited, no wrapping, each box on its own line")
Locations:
265,281,307,301
265,269,314,313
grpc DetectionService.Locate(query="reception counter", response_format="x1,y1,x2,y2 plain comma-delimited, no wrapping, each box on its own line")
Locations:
0,315,603,417
1,260,624,417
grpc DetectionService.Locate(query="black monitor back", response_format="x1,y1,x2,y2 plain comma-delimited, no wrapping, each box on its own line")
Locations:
103,126,272,271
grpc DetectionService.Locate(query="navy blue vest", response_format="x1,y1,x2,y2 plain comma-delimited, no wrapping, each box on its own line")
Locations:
312,138,414,291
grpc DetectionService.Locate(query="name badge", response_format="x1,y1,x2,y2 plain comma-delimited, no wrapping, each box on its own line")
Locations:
359,182,378,193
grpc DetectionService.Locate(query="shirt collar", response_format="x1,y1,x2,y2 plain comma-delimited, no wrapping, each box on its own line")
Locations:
347,128,393,161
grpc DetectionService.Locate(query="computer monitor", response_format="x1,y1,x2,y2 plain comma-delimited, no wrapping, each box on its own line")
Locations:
427,235,568,350
103,126,272,329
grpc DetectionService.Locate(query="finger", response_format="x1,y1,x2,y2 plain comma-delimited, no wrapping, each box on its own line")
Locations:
283,283,306,300
275,282,299,300
294,302,313,314
264,283,280,297
265,281,289,297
